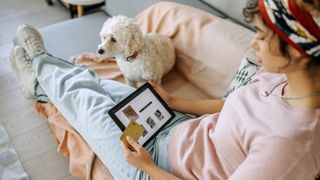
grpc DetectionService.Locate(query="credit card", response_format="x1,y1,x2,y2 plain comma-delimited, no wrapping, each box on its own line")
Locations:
120,120,144,149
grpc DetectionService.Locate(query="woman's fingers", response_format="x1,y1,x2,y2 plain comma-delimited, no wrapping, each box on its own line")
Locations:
121,136,156,171
126,136,142,152
148,81,156,88
122,142,131,153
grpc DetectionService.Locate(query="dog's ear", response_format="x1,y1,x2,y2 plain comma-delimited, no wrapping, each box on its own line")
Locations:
124,25,144,59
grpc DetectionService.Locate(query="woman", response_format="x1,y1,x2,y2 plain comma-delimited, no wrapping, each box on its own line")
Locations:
10,0,319,179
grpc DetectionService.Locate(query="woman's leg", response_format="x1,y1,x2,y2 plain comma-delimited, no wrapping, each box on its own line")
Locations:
32,53,145,179
13,24,193,179
13,24,144,179
32,54,193,179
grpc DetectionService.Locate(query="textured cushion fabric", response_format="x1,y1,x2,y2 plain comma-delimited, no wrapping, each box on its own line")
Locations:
134,2,256,98
40,12,108,60
223,58,261,99
200,0,253,29
105,0,223,18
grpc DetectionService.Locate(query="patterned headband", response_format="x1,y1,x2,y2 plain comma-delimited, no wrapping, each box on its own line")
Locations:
259,0,320,58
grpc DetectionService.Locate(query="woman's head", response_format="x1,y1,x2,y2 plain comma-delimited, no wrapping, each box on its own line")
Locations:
243,0,320,73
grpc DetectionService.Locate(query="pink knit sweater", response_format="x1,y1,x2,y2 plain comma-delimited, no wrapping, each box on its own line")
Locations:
168,71,320,180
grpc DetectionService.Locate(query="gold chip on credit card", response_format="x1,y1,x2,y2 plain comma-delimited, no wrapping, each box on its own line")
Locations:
120,120,144,149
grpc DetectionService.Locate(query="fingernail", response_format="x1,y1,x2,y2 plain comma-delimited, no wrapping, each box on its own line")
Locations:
126,136,132,141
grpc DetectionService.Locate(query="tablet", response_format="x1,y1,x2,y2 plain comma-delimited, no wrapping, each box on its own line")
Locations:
108,82,175,147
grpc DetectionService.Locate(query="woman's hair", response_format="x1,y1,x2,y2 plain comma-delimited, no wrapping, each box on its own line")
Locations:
243,0,259,23
242,0,319,69
297,0,320,10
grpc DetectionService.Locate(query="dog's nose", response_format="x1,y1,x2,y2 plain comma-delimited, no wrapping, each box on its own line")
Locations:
97,49,104,54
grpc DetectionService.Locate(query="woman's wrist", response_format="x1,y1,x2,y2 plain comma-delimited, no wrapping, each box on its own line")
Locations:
168,96,178,110
143,162,158,175
144,163,180,180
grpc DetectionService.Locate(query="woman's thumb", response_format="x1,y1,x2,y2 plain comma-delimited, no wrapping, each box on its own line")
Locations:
126,136,140,150
148,81,156,88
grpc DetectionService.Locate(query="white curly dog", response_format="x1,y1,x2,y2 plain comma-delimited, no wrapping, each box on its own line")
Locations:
95,15,176,88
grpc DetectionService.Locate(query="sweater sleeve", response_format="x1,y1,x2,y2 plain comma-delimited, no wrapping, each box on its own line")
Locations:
229,137,316,180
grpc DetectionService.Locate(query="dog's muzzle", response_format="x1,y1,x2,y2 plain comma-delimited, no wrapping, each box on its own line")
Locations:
97,49,104,54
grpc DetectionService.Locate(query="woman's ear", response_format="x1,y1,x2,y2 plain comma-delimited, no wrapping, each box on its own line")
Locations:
288,45,306,60
124,25,144,59
287,45,311,67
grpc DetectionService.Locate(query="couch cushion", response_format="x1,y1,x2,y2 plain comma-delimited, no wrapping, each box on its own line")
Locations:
223,58,261,99
105,0,223,18
40,12,108,60
200,0,253,29
134,2,256,98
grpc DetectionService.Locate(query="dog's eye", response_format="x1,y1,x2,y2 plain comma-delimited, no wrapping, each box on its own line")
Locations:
111,37,117,43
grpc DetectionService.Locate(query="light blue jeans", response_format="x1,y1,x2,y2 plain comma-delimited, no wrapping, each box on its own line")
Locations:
32,54,192,180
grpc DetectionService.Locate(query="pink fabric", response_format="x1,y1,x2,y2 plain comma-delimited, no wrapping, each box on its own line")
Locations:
168,71,320,180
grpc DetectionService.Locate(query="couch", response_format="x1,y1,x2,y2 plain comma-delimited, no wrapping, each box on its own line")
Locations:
33,0,259,179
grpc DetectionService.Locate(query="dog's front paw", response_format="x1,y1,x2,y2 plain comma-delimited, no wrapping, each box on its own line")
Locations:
79,53,99,61
73,53,109,63
94,56,110,62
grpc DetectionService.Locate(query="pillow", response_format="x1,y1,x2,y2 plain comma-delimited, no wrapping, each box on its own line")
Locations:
200,0,253,29
134,2,256,98
105,0,224,18
223,58,261,99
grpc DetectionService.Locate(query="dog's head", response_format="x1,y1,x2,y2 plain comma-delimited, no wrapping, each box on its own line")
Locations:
97,15,144,61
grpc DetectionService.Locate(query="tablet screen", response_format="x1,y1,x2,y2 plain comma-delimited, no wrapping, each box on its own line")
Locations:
108,83,175,146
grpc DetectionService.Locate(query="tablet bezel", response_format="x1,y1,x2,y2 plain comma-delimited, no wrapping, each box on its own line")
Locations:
108,82,175,147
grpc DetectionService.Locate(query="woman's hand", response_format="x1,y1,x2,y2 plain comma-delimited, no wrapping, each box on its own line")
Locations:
122,136,181,180
122,136,156,172
149,81,174,108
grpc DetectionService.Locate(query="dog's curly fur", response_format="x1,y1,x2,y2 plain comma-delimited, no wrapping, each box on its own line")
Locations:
95,15,176,87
